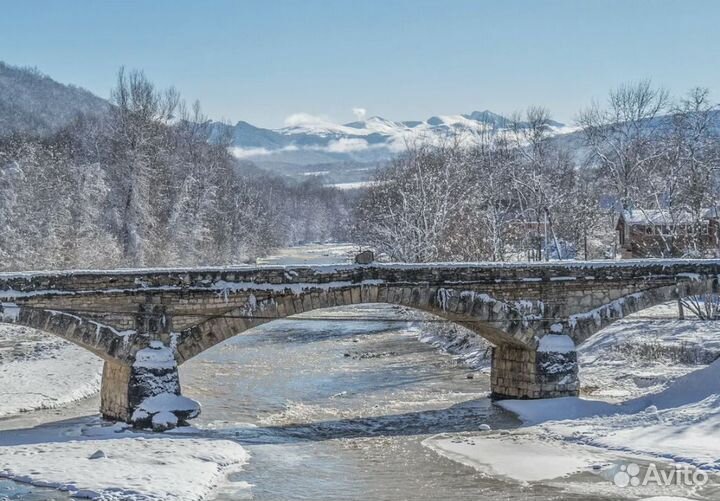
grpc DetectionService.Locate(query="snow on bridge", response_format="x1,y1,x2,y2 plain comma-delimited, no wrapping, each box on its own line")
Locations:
0,259,717,428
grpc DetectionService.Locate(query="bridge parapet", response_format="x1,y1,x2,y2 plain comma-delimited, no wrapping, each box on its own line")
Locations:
0,259,718,296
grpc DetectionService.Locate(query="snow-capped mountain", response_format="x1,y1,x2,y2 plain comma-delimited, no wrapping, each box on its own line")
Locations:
211,111,574,167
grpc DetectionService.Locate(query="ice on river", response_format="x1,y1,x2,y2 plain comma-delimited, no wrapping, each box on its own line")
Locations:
423,432,624,483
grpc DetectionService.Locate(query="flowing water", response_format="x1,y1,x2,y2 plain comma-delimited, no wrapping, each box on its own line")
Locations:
178,304,634,500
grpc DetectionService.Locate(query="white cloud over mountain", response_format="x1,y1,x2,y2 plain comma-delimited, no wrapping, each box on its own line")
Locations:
283,112,332,128
352,107,367,120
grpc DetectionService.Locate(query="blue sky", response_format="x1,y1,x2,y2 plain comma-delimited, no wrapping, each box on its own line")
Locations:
1,0,718,128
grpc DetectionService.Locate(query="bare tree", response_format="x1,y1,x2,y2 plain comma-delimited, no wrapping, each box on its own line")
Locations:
578,80,669,210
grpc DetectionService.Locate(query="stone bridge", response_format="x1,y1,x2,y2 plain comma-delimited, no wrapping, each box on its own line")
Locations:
0,260,717,427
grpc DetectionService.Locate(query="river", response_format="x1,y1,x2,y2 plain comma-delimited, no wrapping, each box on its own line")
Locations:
181,303,631,500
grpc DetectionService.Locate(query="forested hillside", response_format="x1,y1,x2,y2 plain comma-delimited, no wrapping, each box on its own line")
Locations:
0,63,109,136
0,67,350,271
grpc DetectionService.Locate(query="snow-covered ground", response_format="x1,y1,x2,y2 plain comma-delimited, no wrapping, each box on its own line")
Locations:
0,325,102,416
411,317,492,371
423,303,720,496
325,181,382,190
579,302,720,401
0,419,250,500
255,242,360,266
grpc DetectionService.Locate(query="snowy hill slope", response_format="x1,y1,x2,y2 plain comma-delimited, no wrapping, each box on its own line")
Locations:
0,62,109,136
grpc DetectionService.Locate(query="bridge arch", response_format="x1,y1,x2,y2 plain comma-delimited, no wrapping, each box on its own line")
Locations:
0,305,134,362
0,304,139,421
165,283,575,406
171,284,543,364
560,276,717,346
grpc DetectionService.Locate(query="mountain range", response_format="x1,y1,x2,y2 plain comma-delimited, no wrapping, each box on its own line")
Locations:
209,111,574,170
2,62,577,180
6,61,718,187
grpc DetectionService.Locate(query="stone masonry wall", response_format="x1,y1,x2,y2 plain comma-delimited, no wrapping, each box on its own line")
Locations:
0,259,718,420
491,344,579,399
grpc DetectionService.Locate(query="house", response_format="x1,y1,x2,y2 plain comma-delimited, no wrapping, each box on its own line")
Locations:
616,208,720,258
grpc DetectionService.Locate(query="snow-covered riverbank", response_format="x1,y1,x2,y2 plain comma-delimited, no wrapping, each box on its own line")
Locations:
0,325,102,417
0,418,250,500
423,303,720,497
0,325,251,500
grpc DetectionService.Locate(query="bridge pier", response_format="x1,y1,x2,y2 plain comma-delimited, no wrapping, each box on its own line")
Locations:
100,343,201,429
490,340,579,400
100,359,132,421
99,304,201,429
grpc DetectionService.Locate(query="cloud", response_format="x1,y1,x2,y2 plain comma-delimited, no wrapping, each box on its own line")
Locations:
231,139,377,159
323,137,370,153
230,145,298,159
230,146,272,159
283,112,331,127
352,107,367,121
